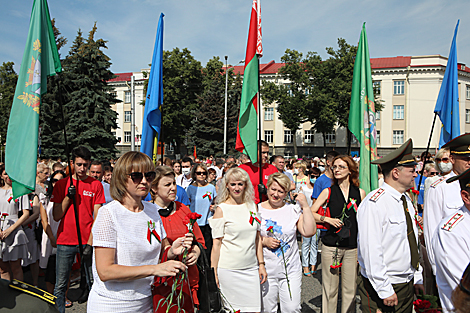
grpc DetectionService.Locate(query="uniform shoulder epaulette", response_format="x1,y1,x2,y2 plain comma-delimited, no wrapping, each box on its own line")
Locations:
442,212,464,232
430,177,446,188
9,279,56,304
369,188,385,202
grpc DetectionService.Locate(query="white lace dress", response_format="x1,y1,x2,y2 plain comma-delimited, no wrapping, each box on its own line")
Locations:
87,200,166,313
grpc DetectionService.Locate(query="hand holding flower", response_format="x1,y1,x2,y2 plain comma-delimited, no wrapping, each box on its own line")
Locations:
294,192,309,209
184,247,200,266
169,234,193,257
154,260,188,277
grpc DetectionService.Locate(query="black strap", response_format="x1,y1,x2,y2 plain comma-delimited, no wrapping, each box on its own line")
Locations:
401,195,419,270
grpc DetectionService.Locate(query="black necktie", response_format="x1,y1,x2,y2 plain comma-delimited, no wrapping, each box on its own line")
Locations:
401,195,419,270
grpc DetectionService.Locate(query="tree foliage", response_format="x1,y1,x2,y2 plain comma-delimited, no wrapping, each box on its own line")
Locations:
40,23,119,160
186,57,242,157
0,62,18,148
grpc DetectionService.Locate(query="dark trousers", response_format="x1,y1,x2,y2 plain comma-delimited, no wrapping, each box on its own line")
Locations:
199,225,212,266
358,275,414,313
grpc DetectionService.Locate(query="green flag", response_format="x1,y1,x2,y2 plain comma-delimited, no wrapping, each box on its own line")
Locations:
5,0,61,199
348,23,378,194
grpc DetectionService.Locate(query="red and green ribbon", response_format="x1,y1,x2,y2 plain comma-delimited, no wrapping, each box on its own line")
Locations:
202,192,212,201
249,211,261,226
346,198,358,212
147,220,161,244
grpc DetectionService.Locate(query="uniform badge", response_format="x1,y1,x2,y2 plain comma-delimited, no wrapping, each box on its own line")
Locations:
430,177,446,188
442,212,464,232
369,188,385,202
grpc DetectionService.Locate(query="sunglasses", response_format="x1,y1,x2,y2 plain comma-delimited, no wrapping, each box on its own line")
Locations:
195,171,207,176
435,157,450,163
428,171,438,176
128,171,156,184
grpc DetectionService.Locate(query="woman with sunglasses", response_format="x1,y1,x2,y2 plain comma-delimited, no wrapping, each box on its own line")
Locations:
310,155,366,313
150,166,205,310
424,147,452,197
87,152,192,313
186,163,217,261
39,170,67,298
301,167,321,277
0,164,31,281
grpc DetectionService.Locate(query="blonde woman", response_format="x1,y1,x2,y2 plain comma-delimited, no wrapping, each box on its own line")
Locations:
209,167,267,312
293,161,309,192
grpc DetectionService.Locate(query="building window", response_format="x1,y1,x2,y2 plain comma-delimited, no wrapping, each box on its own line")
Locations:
125,91,131,103
110,91,117,98
111,131,116,137
124,131,131,143
376,130,380,145
264,107,274,121
284,130,293,143
286,84,293,97
376,111,380,120
264,130,273,143
467,85,470,100
373,81,381,95
394,80,405,95
466,109,470,124
351,135,358,145
393,130,404,145
124,111,131,123
284,152,292,159
325,132,336,144
304,130,314,143
393,105,404,119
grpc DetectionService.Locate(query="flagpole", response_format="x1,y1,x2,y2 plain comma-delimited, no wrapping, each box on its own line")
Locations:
417,112,438,188
56,75,91,291
258,55,265,200
160,107,164,164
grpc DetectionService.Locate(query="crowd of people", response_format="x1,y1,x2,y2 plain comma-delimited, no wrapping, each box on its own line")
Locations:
1,137,470,312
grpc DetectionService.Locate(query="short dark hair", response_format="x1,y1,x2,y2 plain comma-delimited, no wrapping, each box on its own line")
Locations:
103,165,113,173
215,158,224,166
181,157,193,166
259,140,269,149
72,146,92,162
326,150,340,162
91,160,102,167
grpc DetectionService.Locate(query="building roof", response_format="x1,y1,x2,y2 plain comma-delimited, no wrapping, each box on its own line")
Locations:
110,55,470,82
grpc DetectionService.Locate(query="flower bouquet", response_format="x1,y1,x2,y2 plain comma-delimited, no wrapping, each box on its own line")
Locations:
155,212,202,313
413,292,441,312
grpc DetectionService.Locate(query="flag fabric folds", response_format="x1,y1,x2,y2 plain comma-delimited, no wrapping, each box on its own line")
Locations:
235,0,262,163
348,23,378,194
141,13,164,160
435,20,460,148
5,0,61,199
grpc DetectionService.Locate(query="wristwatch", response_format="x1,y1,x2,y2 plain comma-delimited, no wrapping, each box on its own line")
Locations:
320,215,325,222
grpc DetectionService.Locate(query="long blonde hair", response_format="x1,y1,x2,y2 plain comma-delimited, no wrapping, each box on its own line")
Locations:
216,167,255,206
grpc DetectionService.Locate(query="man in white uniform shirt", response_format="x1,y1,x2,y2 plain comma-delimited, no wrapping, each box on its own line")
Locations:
176,157,193,189
431,167,470,312
357,139,424,313
424,133,470,275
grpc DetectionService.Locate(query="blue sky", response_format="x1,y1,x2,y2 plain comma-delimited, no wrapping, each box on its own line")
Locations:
1,0,468,74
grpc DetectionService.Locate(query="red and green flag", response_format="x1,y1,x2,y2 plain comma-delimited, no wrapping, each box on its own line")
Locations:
5,0,61,199
235,0,262,162
348,23,378,194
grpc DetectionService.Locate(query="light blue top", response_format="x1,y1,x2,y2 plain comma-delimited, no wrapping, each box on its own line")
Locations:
101,181,113,204
187,183,217,226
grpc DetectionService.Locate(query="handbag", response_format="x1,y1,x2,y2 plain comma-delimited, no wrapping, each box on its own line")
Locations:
152,248,194,313
316,187,331,230
195,242,222,313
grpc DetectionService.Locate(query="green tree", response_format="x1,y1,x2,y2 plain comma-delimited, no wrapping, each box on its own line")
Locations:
0,62,18,150
261,49,322,156
41,23,119,160
186,57,242,157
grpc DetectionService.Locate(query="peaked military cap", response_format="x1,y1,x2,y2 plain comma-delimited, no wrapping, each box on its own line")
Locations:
442,133,470,157
447,167,470,189
372,138,417,171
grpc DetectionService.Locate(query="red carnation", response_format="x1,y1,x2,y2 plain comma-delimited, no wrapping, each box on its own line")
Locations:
187,212,202,220
1,213,8,217
267,226,273,232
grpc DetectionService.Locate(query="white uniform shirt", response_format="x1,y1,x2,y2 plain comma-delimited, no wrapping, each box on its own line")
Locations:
175,174,192,189
423,171,462,273
431,206,470,313
357,183,423,299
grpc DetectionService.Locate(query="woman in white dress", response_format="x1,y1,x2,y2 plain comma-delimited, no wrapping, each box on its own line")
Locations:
87,152,193,313
210,167,267,313
0,164,30,281
259,172,316,313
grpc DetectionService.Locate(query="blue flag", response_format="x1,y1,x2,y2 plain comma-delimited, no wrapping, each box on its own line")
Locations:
434,20,460,148
140,13,164,159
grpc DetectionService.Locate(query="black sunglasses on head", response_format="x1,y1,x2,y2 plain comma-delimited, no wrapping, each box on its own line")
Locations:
128,171,156,184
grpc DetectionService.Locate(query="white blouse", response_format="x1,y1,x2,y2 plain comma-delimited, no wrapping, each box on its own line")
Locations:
91,200,166,300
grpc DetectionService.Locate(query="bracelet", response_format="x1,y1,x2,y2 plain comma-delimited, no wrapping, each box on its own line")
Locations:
320,215,325,222
258,262,265,265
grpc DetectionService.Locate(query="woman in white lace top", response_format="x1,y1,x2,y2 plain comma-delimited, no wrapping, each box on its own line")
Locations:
87,152,193,313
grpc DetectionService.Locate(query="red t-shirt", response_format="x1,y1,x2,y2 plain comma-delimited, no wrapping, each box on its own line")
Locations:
238,162,278,203
159,202,206,305
51,176,105,245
